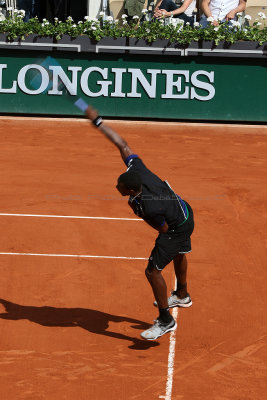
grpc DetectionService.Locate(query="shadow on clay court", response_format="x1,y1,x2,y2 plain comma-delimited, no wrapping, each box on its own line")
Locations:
0,298,159,350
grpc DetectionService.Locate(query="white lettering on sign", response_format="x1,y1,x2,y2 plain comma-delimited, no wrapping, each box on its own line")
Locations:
127,68,161,98
0,63,216,101
190,70,215,101
48,66,82,95
0,64,17,93
18,64,49,94
161,70,189,99
110,68,127,98
80,67,112,97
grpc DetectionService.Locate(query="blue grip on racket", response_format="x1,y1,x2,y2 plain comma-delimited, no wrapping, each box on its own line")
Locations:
74,98,88,112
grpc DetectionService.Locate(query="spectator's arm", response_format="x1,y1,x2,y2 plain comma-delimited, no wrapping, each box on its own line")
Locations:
201,0,212,18
155,0,194,17
201,0,219,25
226,0,247,20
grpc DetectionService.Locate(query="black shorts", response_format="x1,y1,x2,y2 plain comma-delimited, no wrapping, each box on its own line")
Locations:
148,202,194,271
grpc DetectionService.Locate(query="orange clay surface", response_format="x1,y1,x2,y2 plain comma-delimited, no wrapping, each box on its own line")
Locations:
0,117,266,400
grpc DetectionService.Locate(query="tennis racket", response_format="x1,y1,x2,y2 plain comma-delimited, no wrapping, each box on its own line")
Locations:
29,55,89,113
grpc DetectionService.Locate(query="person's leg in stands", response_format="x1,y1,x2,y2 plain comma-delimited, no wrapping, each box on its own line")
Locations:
17,0,33,21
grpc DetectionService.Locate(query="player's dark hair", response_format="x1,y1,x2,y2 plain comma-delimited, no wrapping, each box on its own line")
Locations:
118,171,142,192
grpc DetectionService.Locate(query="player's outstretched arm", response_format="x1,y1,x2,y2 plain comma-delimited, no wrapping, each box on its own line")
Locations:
85,106,133,161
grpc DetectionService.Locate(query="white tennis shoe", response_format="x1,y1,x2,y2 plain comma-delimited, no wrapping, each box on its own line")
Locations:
141,318,177,341
153,291,192,308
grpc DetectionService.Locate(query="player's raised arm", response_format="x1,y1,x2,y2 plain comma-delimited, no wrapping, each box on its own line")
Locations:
85,106,133,161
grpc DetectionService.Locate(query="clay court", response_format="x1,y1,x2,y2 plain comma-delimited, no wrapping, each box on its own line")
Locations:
0,117,266,400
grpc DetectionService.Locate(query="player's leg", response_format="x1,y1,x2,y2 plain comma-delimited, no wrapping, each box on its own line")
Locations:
152,207,194,310
169,201,194,307
141,260,177,341
145,263,169,313
153,253,192,309
173,253,188,298
166,253,193,307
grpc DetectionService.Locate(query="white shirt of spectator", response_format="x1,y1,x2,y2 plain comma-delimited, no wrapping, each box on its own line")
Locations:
209,0,239,20
184,0,197,17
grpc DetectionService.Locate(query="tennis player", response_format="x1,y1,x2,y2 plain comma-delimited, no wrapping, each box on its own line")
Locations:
85,106,194,341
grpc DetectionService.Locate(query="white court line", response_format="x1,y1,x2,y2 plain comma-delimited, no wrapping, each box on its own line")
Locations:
0,213,142,221
0,252,147,260
160,278,178,400
164,306,178,400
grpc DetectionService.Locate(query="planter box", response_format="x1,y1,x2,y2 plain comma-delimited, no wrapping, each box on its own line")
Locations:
94,36,127,53
126,38,184,55
0,34,55,51
185,40,267,58
57,34,96,53
0,34,266,57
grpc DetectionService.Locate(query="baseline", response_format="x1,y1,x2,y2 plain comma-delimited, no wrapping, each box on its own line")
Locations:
0,252,147,260
0,213,142,221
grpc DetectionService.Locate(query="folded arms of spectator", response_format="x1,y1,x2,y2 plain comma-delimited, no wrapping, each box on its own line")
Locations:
154,0,194,18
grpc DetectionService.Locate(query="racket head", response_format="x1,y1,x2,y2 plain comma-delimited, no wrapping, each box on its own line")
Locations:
29,55,88,112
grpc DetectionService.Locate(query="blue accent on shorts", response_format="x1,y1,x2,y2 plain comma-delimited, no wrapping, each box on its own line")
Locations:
124,154,139,166
177,195,188,218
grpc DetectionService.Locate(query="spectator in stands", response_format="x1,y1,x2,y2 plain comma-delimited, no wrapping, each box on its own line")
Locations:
0,3,5,21
47,0,70,21
200,0,247,26
124,0,146,19
17,0,35,21
154,0,196,26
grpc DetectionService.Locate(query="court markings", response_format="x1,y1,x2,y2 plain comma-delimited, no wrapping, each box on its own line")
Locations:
1,250,178,400
0,252,147,260
165,307,178,400
160,277,178,400
0,212,142,221
0,211,178,400
0,213,145,259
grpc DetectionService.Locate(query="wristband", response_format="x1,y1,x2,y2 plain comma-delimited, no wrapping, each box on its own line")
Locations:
92,116,103,127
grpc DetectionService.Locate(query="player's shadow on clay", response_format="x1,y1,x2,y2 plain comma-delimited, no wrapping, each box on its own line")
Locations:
0,298,159,350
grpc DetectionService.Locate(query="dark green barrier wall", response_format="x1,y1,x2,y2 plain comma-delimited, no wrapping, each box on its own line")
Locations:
0,50,266,121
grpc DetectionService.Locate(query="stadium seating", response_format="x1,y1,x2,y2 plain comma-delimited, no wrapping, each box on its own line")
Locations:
246,0,267,5
109,0,124,19
109,0,157,19
5,0,17,13
245,2,267,27
6,0,17,8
